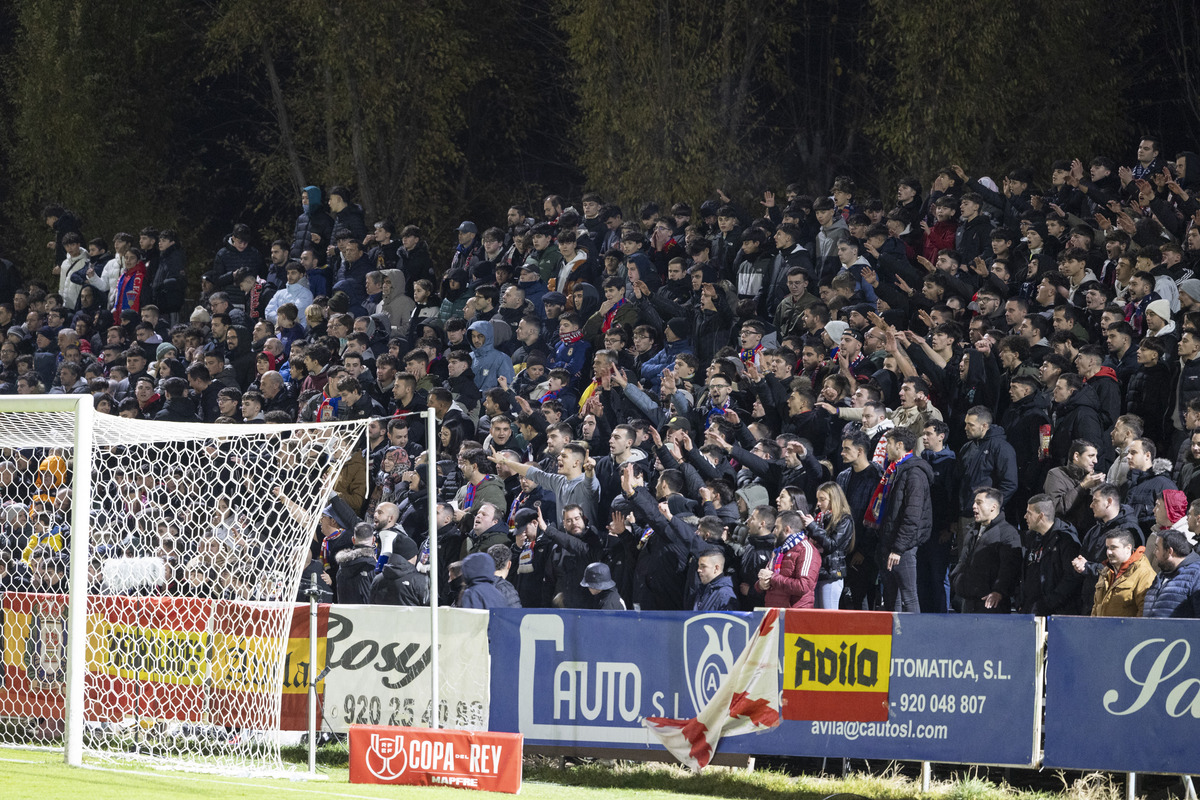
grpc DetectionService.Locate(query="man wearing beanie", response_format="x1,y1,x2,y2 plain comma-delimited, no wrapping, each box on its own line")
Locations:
1145,298,1179,357
370,534,430,606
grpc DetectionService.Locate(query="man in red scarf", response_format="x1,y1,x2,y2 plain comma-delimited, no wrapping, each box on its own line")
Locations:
866,428,934,612
582,276,637,348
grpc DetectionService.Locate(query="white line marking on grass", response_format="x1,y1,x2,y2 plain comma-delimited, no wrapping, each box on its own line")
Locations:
0,757,390,800
77,765,388,799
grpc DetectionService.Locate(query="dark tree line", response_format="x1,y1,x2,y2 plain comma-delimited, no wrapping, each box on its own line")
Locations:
0,0,1195,280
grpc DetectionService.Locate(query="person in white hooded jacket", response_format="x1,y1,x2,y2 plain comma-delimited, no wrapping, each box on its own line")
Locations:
56,232,89,310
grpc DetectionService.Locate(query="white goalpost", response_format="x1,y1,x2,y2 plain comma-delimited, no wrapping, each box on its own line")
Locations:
0,395,375,775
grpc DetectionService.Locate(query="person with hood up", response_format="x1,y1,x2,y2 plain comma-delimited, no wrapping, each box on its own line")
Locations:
438,268,470,322
1018,493,1084,615
224,325,256,390
376,269,414,329
291,186,334,263
1143,488,1195,573
455,551,511,609
370,535,430,606
1091,528,1155,617
467,319,514,391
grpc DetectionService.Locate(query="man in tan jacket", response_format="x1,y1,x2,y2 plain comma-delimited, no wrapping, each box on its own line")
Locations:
1092,529,1156,617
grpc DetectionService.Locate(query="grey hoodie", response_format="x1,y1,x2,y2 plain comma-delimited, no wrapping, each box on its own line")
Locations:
468,320,514,391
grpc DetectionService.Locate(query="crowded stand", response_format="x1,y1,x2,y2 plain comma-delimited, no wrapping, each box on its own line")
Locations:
3,145,1200,619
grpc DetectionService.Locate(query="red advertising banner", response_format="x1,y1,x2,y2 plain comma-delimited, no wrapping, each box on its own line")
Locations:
349,725,522,793
781,610,894,722
0,592,324,730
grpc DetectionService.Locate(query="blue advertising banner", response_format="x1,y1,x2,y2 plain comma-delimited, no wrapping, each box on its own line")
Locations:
487,610,1040,766
1044,616,1200,774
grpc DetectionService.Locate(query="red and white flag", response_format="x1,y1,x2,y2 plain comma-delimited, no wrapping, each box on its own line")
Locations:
642,609,782,771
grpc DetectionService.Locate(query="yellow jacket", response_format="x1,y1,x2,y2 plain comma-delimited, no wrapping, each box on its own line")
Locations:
1092,547,1156,617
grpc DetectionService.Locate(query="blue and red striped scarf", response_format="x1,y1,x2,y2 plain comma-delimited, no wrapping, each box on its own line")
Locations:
463,474,494,509
602,297,627,332
864,453,912,526
771,530,807,570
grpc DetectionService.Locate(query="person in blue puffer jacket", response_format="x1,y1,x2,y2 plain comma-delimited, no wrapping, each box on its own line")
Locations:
1142,529,1200,618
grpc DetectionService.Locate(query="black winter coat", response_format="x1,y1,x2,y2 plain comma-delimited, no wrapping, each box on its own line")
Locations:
333,203,368,242
951,516,1023,607
1121,466,1178,535
692,574,739,611
875,455,935,554
737,533,775,610
955,425,1019,511
334,545,377,605
954,214,993,266
210,242,265,286
1001,392,1052,492
543,523,604,610
154,396,199,422
1018,519,1084,615
1082,371,1122,432
292,208,334,263
152,243,187,313
1050,389,1107,466
691,294,734,365
370,559,430,606
1126,362,1173,450
626,486,698,610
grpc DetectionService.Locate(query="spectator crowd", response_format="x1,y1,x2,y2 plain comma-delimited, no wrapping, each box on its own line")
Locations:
2,144,1200,618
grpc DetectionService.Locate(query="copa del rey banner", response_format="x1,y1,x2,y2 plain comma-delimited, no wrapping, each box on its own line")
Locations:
642,609,782,770
349,725,522,793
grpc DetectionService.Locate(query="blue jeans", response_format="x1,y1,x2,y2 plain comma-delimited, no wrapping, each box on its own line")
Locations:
816,579,844,609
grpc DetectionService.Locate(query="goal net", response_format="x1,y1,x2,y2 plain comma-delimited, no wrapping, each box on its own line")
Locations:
0,397,370,775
